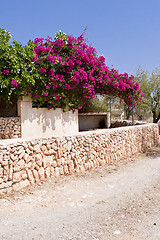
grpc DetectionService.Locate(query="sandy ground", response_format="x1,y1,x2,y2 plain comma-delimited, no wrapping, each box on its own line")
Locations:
0,144,160,240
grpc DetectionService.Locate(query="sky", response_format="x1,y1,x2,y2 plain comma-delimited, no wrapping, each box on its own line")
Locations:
0,0,160,76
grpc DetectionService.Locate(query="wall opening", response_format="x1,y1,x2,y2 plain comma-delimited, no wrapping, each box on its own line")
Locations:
0,96,17,117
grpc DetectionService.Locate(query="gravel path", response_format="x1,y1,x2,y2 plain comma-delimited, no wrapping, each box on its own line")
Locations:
0,145,160,240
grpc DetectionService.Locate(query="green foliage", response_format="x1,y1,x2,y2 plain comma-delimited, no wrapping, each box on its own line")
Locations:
0,29,11,43
79,95,110,113
0,28,37,102
134,67,160,122
55,30,68,44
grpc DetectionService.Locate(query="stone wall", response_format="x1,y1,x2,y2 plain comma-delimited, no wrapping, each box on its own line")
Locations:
111,120,146,128
0,123,159,195
0,117,21,139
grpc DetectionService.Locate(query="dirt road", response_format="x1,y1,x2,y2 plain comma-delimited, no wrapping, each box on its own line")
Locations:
0,145,160,240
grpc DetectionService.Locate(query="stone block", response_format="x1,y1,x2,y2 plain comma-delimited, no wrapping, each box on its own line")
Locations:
26,169,35,184
51,161,57,168
50,167,55,177
8,165,13,180
45,167,51,179
38,167,45,181
35,153,42,162
54,167,60,178
13,179,30,191
63,165,69,174
13,159,25,172
28,145,34,151
42,156,52,168
32,169,40,183
19,150,25,159
0,181,12,189
33,144,41,153
23,153,29,162
10,153,16,161
13,170,27,183
0,166,3,177
59,166,64,175
68,162,74,173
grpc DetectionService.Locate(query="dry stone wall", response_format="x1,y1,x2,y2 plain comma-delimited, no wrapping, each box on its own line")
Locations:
0,124,159,195
111,120,146,128
0,117,21,139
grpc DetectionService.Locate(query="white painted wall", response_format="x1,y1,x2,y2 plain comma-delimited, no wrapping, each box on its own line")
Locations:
18,97,78,139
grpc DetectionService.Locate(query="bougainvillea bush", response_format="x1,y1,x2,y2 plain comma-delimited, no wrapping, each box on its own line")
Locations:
0,29,144,112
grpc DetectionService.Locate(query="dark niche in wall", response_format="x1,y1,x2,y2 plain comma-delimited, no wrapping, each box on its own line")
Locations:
0,97,17,117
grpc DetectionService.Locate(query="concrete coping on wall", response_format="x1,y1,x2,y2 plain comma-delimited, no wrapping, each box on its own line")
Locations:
74,123,158,137
78,112,108,116
0,116,20,119
0,123,158,147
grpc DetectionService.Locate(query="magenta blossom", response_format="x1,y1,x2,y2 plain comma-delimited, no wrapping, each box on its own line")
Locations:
31,32,143,111
47,55,56,63
32,94,37,99
11,79,18,88
48,69,54,76
65,84,70,90
39,67,46,74
2,69,9,76
32,55,38,61
55,94,60,100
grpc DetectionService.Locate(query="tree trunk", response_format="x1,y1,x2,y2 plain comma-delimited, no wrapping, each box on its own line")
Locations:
125,106,131,120
152,110,160,123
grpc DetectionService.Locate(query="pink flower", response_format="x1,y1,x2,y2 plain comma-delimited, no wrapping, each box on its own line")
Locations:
52,85,57,90
32,55,38,61
32,34,142,109
65,84,70,90
54,39,63,49
2,69,9,76
48,69,54,76
11,79,18,88
44,92,48,97
39,67,46,74
54,75,59,81
32,94,37,99
47,55,56,63
55,94,60,100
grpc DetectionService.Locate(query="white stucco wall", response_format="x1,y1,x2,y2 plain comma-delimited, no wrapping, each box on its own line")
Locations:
18,97,78,139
